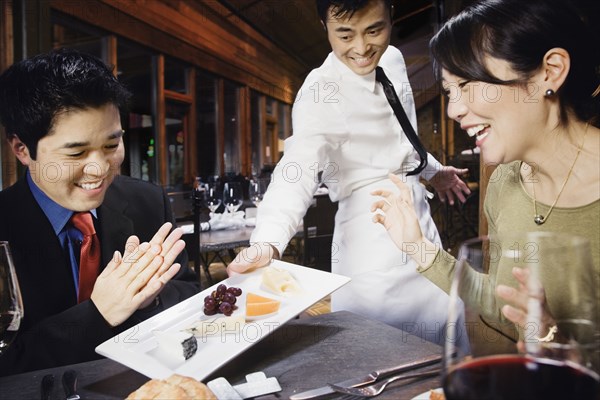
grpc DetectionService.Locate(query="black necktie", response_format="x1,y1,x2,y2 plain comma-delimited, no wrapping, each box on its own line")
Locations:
375,66,428,176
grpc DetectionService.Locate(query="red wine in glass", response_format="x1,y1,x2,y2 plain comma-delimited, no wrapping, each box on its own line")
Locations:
444,354,599,400
0,242,24,355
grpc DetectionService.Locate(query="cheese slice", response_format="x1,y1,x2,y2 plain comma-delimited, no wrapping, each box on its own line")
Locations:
261,266,301,296
245,292,281,319
153,330,197,362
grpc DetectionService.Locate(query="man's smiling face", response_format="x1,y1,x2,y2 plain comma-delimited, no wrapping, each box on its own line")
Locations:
325,0,392,76
17,104,125,212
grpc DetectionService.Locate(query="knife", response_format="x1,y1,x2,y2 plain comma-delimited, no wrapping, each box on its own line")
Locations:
289,353,441,400
62,370,80,400
41,374,54,400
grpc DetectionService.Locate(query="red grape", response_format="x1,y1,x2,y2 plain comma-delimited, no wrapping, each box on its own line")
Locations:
204,308,217,316
203,284,243,316
223,293,236,305
219,302,232,315
204,297,216,311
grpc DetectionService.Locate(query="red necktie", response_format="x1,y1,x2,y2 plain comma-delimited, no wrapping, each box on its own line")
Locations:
71,212,101,303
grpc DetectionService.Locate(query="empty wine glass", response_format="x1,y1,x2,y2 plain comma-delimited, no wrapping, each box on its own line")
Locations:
223,182,242,214
249,178,268,207
205,183,222,214
443,233,599,399
0,241,24,356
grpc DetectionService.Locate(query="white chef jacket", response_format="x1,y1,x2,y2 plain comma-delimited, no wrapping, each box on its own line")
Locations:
252,46,441,254
251,46,451,344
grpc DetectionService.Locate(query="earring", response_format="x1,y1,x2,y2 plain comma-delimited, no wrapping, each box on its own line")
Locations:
545,89,555,97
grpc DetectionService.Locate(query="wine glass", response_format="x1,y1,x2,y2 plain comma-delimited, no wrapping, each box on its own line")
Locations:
0,241,24,355
205,182,222,214
223,182,242,214
248,177,268,207
443,232,599,399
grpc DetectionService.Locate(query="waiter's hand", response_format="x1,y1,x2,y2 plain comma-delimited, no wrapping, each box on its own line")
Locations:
227,242,279,276
428,166,470,205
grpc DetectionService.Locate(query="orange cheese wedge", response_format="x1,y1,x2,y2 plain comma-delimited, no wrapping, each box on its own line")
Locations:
245,292,280,318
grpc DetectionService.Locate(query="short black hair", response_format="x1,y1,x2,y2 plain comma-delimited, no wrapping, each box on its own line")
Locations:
430,0,600,125
0,48,131,159
316,0,392,25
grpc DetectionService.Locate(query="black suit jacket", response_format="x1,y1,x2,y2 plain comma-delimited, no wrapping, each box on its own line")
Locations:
0,174,199,375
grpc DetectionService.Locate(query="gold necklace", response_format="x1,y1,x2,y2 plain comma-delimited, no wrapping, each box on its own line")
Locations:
532,124,588,225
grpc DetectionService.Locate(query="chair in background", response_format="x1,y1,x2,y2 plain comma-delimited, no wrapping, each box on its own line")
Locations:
429,152,480,253
190,188,205,284
168,189,205,285
167,190,194,222
302,193,338,272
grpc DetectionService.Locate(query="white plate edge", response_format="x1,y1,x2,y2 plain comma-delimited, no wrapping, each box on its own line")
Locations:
95,260,351,380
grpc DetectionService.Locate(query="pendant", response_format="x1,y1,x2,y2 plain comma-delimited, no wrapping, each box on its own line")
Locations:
534,215,546,225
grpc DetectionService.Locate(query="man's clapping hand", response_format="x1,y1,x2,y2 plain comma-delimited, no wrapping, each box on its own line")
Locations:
91,222,185,326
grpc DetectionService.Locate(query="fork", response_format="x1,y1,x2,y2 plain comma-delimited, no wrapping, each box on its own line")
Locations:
40,374,54,400
329,368,441,398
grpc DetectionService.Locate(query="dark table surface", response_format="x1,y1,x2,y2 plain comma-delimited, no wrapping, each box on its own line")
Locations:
0,311,442,400
179,223,303,253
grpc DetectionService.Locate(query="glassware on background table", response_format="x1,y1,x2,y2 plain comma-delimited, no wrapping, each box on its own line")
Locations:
443,233,599,400
223,182,242,214
205,182,222,213
0,241,24,356
249,178,268,207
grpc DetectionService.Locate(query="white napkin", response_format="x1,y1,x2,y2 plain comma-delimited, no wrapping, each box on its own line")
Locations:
179,223,195,234
208,211,246,231
244,207,257,227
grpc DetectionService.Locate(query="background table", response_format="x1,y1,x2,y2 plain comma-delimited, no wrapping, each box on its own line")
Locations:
0,311,442,399
180,223,304,285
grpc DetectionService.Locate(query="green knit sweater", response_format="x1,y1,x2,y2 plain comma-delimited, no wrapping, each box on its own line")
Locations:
419,161,599,342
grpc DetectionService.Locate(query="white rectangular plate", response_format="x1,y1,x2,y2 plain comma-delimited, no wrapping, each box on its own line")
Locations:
96,260,350,381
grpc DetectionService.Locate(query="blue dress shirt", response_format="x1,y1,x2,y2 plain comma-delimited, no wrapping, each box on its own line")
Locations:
27,171,97,297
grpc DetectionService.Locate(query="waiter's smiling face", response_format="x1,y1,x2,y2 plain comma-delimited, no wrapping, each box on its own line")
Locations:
325,0,392,76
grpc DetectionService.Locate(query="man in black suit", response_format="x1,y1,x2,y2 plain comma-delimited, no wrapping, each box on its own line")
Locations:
0,49,199,375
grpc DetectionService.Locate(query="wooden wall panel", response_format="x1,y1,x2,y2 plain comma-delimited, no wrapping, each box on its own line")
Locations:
216,79,225,175
155,54,167,184
186,68,197,180
50,0,302,103
1,0,16,188
239,86,251,176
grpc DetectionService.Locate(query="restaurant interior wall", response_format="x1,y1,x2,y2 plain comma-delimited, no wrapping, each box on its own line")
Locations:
0,0,501,250
0,0,299,191
2,0,461,187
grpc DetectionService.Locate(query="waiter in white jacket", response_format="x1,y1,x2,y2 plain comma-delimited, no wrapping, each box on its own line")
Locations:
228,0,470,345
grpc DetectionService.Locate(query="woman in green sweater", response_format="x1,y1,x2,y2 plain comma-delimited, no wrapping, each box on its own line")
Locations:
371,0,599,350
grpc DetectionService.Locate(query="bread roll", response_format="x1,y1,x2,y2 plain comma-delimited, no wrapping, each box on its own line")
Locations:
166,374,217,399
126,374,216,399
429,389,446,400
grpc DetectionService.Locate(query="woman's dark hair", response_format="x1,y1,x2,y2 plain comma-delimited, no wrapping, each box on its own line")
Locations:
430,0,600,125
316,0,392,25
0,48,131,159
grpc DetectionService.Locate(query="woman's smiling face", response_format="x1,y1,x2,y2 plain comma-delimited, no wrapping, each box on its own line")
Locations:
442,57,548,165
